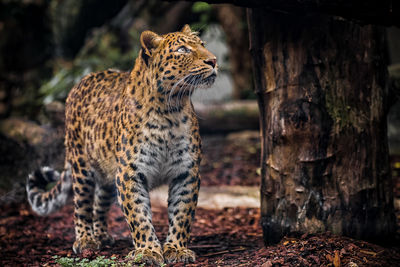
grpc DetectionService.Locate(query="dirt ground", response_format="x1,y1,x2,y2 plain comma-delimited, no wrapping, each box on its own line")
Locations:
1,132,400,266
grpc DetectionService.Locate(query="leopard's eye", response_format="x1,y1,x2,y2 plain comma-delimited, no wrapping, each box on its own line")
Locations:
177,46,190,53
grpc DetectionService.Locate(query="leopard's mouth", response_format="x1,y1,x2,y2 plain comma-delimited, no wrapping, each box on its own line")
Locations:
184,72,216,87
203,73,216,86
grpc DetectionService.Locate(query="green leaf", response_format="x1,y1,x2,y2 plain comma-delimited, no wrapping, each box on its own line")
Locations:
192,2,210,13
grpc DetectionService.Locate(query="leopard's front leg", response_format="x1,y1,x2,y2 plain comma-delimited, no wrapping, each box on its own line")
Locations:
116,166,164,265
163,166,200,264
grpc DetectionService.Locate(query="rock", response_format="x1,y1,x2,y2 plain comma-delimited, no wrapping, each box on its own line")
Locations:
150,185,260,209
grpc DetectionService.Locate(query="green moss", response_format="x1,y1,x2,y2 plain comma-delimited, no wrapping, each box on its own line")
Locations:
324,85,352,130
52,255,141,267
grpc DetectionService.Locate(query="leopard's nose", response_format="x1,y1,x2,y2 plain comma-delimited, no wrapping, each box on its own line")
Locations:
204,58,217,68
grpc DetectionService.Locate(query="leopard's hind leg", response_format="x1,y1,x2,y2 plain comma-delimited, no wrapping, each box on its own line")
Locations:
69,155,100,253
93,183,115,246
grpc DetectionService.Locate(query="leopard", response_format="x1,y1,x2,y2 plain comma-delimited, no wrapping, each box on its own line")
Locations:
26,24,217,265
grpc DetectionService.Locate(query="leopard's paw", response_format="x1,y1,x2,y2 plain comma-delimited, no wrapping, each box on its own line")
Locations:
95,233,115,246
73,236,101,254
163,243,196,264
128,247,164,266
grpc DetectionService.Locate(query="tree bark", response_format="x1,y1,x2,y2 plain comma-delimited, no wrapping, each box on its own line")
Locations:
247,8,396,244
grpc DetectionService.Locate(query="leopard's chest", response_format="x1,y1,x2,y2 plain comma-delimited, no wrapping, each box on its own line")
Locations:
135,119,195,190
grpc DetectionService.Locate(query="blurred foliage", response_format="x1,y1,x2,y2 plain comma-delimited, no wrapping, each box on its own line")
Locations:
0,0,53,118
191,2,213,32
39,0,215,104
0,0,254,118
49,0,128,59
40,26,140,104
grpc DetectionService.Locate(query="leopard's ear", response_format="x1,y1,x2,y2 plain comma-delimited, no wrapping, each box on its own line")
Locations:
140,30,162,57
180,24,192,34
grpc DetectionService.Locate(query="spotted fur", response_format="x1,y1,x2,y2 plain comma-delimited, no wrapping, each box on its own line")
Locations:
26,25,217,265
27,166,72,215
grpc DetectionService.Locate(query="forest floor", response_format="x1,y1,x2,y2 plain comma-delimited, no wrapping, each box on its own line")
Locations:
1,131,400,266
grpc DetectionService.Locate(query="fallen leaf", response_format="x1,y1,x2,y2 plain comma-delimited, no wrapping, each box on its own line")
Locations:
333,250,341,267
262,260,273,267
359,249,377,257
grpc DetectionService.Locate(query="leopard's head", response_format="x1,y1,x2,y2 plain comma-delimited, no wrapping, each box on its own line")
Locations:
140,25,217,98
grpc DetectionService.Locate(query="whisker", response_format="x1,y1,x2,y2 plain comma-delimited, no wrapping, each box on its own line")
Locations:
167,73,191,112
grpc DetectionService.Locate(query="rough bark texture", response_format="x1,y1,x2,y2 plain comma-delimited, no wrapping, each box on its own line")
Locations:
247,8,396,244
215,4,253,99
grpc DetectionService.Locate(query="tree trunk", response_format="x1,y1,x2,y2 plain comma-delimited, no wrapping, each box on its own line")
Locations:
247,8,396,244
215,5,253,99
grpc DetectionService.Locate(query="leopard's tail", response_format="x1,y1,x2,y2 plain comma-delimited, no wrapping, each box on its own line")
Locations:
26,166,72,216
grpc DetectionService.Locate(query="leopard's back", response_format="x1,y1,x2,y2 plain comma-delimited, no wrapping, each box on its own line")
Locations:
65,69,129,131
